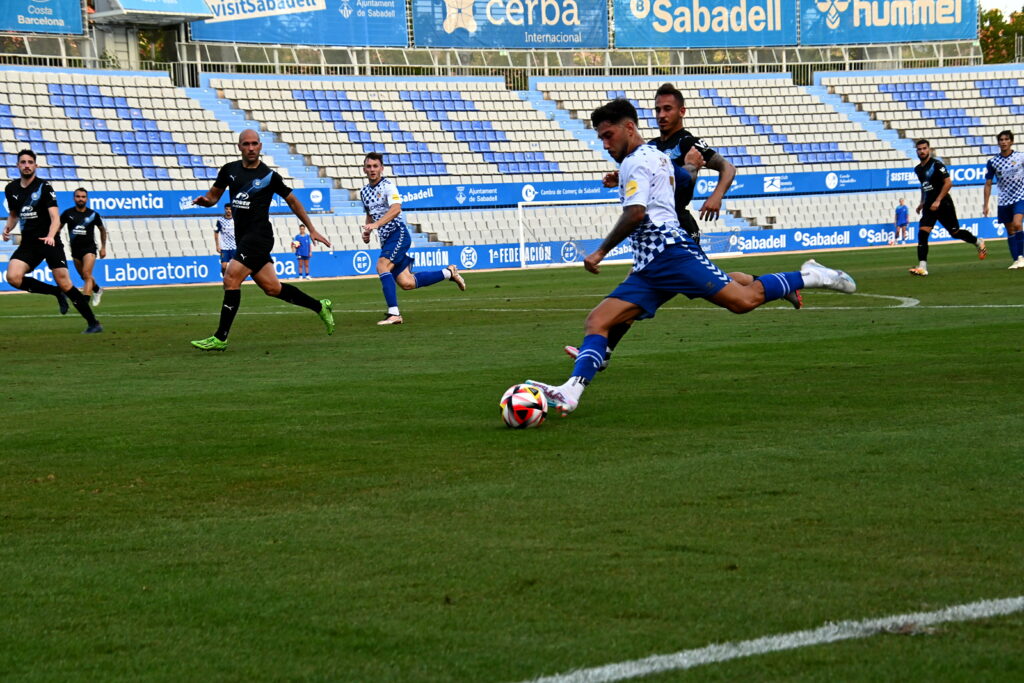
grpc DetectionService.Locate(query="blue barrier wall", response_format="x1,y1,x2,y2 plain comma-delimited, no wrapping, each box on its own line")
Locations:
2,218,1009,292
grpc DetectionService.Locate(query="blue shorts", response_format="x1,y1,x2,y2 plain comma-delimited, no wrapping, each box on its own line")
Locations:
296,254,310,261
997,200,1024,225
607,241,732,320
220,249,236,263
380,227,414,274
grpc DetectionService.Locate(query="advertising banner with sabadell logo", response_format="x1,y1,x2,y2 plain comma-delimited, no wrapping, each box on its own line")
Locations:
411,0,608,48
3,0,84,35
615,0,797,48
191,0,408,47
802,0,977,45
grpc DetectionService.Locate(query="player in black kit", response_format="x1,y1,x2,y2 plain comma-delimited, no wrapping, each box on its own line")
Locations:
190,129,334,350
60,188,108,306
909,139,986,276
3,150,102,333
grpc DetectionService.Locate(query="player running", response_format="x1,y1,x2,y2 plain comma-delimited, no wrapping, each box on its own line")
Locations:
360,152,465,325
60,188,108,306
527,99,856,416
909,139,986,276
3,150,102,333
982,130,1024,269
190,129,334,350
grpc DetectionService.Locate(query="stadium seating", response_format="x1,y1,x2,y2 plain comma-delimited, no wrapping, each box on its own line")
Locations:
726,186,989,232
0,69,295,193
534,76,909,174
209,77,608,187
822,67,1024,166
1,66,1013,264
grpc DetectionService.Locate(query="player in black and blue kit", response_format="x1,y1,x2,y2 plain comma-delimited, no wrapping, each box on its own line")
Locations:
3,150,101,333
60,188,108,307
528,100,857,416
190,129,335,350
909,139,986,276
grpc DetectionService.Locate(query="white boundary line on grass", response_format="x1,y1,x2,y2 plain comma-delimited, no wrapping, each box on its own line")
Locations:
520,596,1024,683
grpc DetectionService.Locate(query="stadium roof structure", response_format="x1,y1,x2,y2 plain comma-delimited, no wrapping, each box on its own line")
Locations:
91,0,212,27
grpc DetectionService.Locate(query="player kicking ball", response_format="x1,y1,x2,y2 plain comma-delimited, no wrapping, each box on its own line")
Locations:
526,99,856,416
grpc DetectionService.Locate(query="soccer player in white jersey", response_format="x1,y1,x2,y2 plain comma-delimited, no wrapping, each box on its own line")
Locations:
526,99,857,416
983,130,1024,269
360,152,466,325
213,204,236,276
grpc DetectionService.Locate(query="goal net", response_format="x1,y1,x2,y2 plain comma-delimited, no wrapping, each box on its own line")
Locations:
515,198,621,269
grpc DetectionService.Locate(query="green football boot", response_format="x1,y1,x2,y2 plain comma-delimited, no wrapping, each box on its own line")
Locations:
191,335,227,351
318,299,335,335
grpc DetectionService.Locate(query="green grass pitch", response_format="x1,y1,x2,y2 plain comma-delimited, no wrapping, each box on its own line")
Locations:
2,244,1022,681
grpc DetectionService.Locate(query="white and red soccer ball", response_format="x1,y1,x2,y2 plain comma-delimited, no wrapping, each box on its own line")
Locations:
500,384,547,428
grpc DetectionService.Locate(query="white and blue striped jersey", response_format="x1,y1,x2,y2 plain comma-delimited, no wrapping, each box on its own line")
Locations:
986,150,1024,205
618,143,685,272
215,216,236,250
360,177,406,241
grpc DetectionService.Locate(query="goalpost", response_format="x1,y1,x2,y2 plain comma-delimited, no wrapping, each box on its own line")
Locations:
515,197,623,270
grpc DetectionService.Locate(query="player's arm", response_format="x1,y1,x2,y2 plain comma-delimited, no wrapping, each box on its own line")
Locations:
42,205,60,245
194,185,225,207
97,220,108,258
285,193,330,248
698,152,735,220
2,209,16,241
983,178,993,217
363,203,401,239
213,226,221,253
585,204,646,275
602,170,619,188
932,176,953,210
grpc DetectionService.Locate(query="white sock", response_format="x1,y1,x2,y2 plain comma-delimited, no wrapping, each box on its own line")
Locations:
560,377,587,403
388,306,400,316
442,268,452,280
800,266,824,288
918,261,927,269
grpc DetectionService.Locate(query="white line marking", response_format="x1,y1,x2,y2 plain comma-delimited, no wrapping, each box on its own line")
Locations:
521,596,1024,683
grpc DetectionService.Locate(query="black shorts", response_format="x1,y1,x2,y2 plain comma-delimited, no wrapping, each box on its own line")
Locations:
233,233,275,273
920,202,959,232
11,238,68,271
70,241,98,261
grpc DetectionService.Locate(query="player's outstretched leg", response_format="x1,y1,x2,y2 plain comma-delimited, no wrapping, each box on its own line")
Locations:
274,282,334,335
529,333,608,416
798,260,857,293
406,264,466,292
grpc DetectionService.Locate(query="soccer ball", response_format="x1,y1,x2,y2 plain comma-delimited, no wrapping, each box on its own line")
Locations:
499,384,547,429
291,241,300,249
887,239,896,246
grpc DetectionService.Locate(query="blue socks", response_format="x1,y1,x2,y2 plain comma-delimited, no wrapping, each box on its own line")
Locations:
413,270,446,288
571,334,608,383
1011,231,1024,260
379,272,398,309
756,272,804,302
